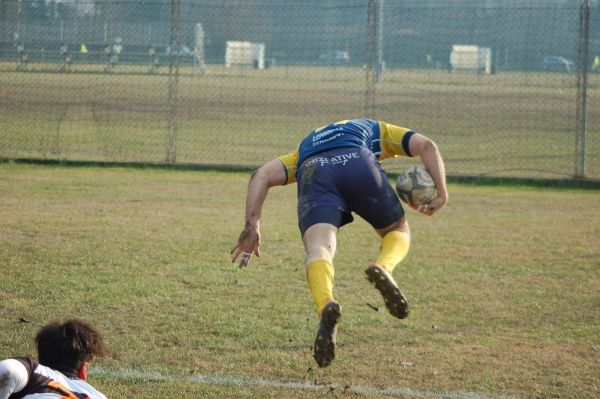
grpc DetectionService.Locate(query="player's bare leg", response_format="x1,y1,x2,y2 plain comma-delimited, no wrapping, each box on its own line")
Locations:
303,223,341,367
366,218,411,319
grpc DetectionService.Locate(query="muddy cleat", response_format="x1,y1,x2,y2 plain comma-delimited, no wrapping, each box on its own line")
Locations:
365,264,409,319
313,301,341,368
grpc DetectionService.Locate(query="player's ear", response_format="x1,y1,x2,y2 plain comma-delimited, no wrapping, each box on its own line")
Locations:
78,361,89,380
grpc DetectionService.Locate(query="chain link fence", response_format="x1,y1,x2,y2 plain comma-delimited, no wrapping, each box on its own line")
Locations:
0,0,598,180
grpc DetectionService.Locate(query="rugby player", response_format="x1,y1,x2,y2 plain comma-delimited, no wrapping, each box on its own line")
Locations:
0,319,108,399
231,119,447,368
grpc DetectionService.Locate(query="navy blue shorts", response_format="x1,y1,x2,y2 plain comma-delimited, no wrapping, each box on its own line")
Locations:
296,147,404,236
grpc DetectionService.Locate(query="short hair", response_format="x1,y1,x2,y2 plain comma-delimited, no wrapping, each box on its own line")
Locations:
35,319,107,375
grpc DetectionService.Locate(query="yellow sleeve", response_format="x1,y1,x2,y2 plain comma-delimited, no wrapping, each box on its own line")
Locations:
277,149,299,185
378,121,414,161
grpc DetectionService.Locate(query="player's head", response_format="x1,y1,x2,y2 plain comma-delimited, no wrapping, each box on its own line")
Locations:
36,318,107,378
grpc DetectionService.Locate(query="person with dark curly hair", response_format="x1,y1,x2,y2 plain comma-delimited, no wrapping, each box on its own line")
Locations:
0,319,108,399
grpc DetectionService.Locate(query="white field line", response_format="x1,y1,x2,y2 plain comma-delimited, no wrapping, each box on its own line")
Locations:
91,366,517,399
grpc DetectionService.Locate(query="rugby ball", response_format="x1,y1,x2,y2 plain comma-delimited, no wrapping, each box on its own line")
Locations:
396,166,437,207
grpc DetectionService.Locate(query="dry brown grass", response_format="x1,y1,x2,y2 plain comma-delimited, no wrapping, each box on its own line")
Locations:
0,163,598,398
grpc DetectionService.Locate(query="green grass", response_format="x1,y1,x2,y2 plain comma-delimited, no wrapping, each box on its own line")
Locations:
1,64,599,179
1,163,599,398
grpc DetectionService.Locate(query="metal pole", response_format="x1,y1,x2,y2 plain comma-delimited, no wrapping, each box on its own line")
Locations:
166,0,180,164
575,0,590,178
365,0,377,118
376,0,384,82
17,0,22,41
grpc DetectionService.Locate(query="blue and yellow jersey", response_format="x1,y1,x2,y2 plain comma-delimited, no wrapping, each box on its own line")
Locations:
278,118,415,184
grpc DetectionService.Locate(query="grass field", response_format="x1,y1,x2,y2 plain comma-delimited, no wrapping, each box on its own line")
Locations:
1,63,599,180
1,162,598,398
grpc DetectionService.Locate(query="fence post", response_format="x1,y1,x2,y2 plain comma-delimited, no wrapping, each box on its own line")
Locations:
166,0,180,164
16,0,22,44
365,0,377,119
575,0,590,178
376,0,384,83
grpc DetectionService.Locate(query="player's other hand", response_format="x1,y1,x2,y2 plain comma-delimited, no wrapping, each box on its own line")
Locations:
413,194,447,216
231,224,261,268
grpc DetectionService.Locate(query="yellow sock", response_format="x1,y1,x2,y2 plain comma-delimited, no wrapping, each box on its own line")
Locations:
306,259,335,316
375,230,410,274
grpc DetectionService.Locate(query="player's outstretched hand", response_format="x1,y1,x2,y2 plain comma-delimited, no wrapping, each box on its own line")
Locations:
413,195,447,216
231,224,261,268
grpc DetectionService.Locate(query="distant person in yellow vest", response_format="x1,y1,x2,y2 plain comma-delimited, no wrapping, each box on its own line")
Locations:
80,43,88,55
592,55,600,72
